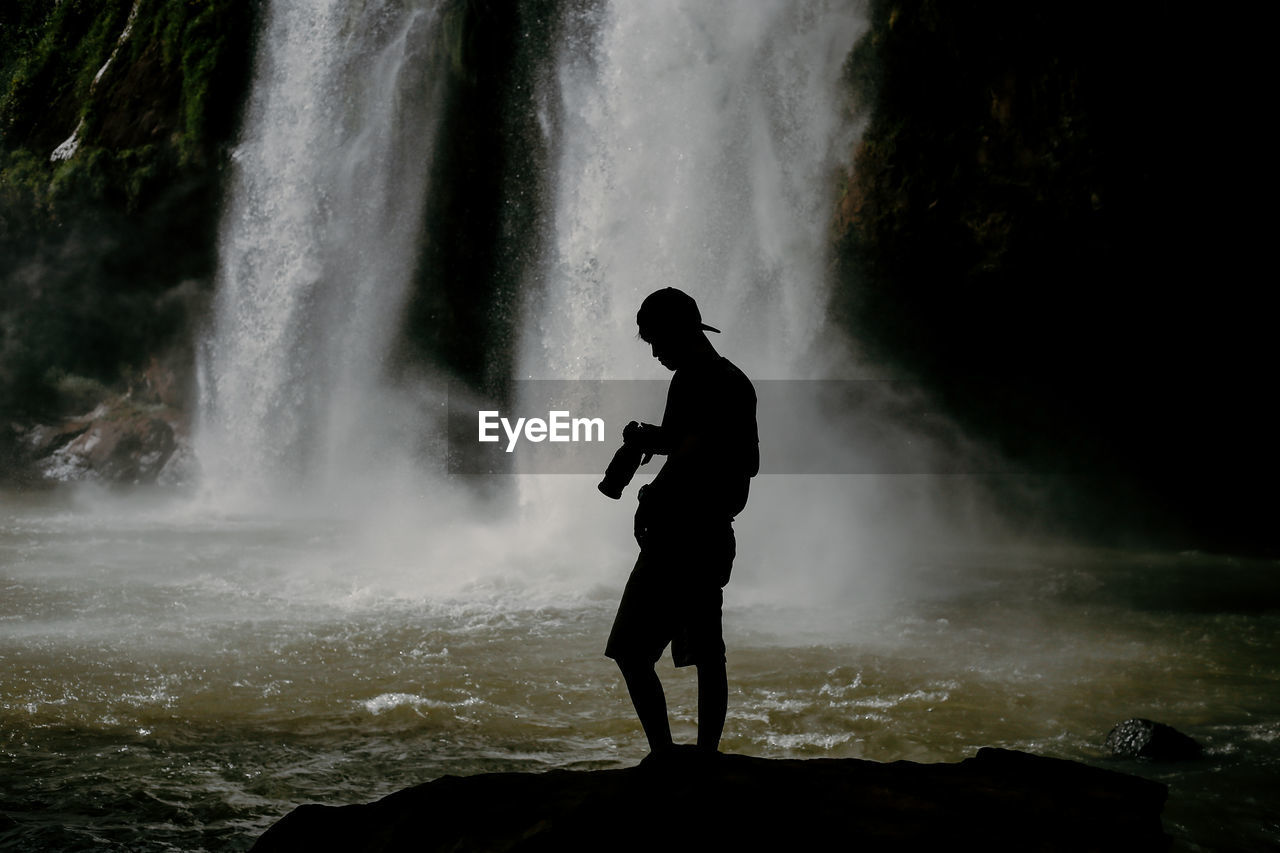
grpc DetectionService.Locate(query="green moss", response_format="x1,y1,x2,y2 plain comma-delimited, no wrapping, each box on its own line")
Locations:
0,2,48,91
47,371,113,413
1,0,133,151
0,148,50,215
177,1,236,161
1,0,258,422
1,0,258,209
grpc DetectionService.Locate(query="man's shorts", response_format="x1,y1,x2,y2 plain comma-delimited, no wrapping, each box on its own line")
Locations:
604,523,734,668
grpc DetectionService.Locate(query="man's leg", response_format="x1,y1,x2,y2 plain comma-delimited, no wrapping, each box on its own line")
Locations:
617,658,673,753
696,658,727,753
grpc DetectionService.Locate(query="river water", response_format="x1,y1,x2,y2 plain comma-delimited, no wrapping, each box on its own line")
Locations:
2,485,1277,851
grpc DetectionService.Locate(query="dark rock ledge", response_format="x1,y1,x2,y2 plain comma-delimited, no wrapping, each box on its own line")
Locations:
249,748,1168,852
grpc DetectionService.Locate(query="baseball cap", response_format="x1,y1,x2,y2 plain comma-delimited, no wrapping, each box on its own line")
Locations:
637,287,721,337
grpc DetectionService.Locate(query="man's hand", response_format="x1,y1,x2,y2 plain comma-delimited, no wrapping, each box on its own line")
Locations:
623,421,663,464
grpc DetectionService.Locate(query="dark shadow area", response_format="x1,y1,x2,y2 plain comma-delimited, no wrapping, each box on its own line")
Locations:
395,0,566,400
834,0,1274,555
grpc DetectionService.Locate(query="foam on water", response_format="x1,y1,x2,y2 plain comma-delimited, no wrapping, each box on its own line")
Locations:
359,693,450,716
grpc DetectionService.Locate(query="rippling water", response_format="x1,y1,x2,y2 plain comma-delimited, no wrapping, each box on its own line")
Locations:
2,487,1277,851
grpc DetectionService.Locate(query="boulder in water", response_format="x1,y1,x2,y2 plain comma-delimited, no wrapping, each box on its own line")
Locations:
22,396,185,485
1106,719,1202,761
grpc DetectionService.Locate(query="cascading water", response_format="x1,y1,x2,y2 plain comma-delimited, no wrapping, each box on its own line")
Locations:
197,0,447,501
198,0,867,507
525,0,865,381
516,0,922,606
194,0,881,594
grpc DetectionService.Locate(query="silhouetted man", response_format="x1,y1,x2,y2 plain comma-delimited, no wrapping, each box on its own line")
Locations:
605,288,759,761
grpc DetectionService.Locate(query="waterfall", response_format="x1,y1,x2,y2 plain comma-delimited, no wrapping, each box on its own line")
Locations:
524,0,866,381
512,0,875,602
183,0,953,610
197,0,869,544
197,0,447,499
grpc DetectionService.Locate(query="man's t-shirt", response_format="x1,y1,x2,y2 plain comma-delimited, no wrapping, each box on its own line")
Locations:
649,353,759,521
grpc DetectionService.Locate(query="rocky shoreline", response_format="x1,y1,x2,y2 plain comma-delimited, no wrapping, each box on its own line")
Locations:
249,748,1169,852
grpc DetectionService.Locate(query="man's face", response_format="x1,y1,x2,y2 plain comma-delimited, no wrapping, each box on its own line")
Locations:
645,328,697,371
649,334,679,371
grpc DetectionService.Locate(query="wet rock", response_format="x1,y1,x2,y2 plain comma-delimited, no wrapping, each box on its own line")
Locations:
1106,719,1202,761
22,420,92,460
87,415,176,483
23,397,185,485
249,749,1169,853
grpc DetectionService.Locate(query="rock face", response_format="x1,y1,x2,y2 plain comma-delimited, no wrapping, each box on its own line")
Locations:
1106,719,1202,761
249,749,1168,853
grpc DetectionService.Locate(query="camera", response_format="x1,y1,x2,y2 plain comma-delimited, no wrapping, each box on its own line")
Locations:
597,421,660,499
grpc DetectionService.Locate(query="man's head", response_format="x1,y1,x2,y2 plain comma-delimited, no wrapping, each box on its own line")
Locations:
636,288,720,371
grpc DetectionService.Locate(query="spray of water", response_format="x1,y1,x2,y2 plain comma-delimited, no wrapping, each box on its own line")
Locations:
197,0,448,503
525,0,866,381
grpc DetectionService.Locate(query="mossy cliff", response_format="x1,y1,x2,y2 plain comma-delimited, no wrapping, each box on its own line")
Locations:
1,0,259,423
